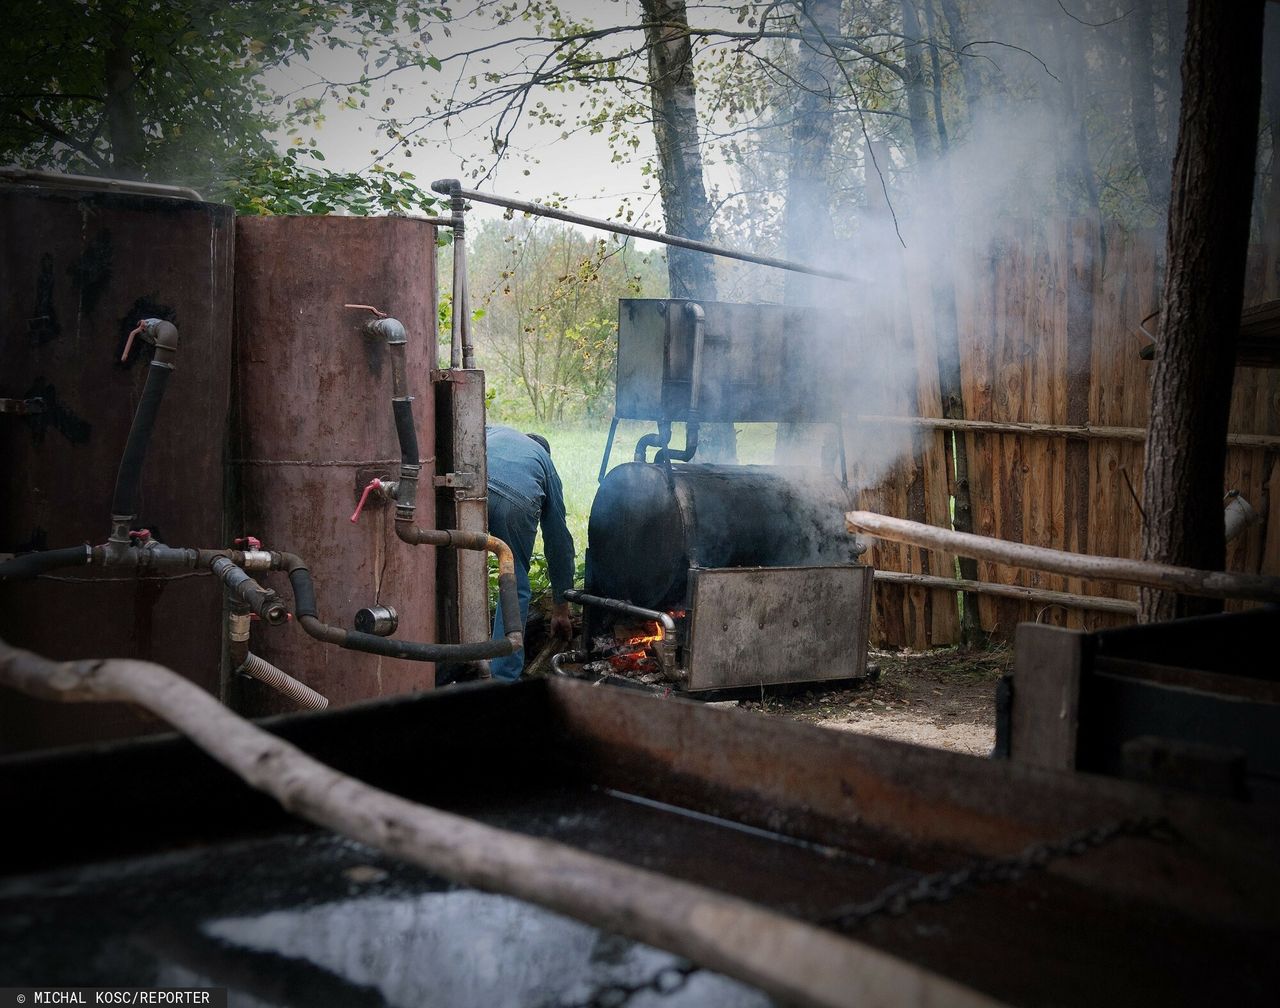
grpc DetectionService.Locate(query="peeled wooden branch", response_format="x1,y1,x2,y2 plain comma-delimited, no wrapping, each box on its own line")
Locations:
849,511,1280,604
0,637,997,1008
873,570,1139,616
855,414,1280,451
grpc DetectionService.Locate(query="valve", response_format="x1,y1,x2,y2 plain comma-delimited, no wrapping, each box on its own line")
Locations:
350,478,386,523
234,535,262,550
128,529,152,545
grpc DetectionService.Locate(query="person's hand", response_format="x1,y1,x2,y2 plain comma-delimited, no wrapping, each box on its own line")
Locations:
551,601,573,639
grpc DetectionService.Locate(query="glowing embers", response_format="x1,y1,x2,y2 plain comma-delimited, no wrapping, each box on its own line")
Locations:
585,614,682,683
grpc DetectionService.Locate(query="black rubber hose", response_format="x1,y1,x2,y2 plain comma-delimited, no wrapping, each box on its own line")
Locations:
393,398,418,469
287,565,516,661
111,362,172,518
0,546,89,582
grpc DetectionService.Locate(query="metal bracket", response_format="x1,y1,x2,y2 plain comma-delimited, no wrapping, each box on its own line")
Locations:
0,397,45,415
433,472,477,490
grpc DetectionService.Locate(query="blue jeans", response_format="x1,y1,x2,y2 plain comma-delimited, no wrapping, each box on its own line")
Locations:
488,492,537,681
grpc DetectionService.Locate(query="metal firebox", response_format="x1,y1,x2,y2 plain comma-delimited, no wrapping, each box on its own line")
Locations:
576,298,871,693
685,566,872,690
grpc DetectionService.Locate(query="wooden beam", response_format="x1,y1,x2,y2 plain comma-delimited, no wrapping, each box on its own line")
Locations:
855,414,1280,450
873,569,1138,615
847,510,1280,603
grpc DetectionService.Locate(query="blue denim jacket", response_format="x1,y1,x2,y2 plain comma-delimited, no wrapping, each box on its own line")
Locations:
485,425,575,601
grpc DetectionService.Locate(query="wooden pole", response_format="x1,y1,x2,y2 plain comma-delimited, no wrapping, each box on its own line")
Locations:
873,570,1139,616
856,414,1280,451
0,637,998,1008
848,511,1280,603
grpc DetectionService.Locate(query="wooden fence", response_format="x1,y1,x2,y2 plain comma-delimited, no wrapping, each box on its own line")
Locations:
855,219,1280,648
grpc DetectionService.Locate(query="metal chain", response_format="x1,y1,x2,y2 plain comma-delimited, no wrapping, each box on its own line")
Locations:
548,959,701,1008
822,814,1177,930
547,815,1175,1007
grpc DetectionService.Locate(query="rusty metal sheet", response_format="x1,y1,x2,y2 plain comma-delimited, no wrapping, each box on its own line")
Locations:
432,367,489,650
616,298,857,423
685,565,872,690
232,215,439,712
0,184,233,753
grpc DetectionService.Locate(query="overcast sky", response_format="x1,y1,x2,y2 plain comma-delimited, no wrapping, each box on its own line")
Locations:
268,0,681,230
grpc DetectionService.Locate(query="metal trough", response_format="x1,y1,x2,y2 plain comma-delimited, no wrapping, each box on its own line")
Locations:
2,678,1277,1007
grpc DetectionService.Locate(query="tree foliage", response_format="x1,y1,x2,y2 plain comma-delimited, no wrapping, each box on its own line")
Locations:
0,0,447,210
467,216,668,422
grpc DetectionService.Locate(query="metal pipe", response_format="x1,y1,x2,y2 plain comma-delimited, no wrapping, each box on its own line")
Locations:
209,556,288,625
551,650,589,676
110,319,179,542
0,165,203,201
563,590,676,637
239,652,329,710
362,314,522,654
280,552,520,661
433,179,473,369
430,178,861,283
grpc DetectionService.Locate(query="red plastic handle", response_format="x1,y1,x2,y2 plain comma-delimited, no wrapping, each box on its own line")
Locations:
234,535,262,550
350,479,383,524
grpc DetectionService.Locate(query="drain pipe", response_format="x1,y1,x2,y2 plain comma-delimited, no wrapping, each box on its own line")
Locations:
108,318,179,563
359,313,523,657
226,602,328,710
240,653,328,710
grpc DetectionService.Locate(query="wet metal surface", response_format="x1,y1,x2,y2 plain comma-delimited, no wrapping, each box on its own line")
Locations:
0,833,769,1008
232,216,439,712
685,566,871,689
2,678,1278,1006
0,184,233,753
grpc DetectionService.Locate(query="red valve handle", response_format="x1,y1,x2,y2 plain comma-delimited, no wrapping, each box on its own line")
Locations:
350,479,383,524
121,319,147,362
128,529,151,543
235,535,262,550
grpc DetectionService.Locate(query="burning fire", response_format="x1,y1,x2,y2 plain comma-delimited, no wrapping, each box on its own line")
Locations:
621,620,664,646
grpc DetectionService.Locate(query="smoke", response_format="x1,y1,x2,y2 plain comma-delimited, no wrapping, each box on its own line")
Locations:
703,0,1198,493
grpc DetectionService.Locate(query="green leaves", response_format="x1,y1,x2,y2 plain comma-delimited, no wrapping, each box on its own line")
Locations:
223,147,442,217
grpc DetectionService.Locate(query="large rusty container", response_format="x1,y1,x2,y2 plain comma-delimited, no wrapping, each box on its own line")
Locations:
0,180,234,753
232,216,438,712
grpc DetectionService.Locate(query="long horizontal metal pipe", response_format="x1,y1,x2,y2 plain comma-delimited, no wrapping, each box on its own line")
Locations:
430,179,859,283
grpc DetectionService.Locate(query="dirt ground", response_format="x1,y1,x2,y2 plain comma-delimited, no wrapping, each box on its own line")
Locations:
729,645,1012,757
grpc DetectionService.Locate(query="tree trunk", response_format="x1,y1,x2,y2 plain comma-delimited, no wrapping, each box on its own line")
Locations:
775,0,841,465
1128,0,1170,211
641,0,735,461
104,13,144,177
938,0,981,120
1139,0,1266,623
898,0,935,165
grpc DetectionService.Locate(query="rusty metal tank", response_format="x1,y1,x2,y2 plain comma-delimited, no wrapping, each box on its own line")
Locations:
587,462,860,610
0,178,234,753
232,216,438,713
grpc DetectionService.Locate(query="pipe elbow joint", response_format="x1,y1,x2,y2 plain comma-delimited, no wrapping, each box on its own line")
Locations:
364,317,407,345
431,178,462,196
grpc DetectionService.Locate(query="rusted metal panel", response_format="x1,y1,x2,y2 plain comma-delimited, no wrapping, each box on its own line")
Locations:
616,298,855,423
685,565,871,690
1009,623,1084,771
431,368,489,653
232,216,438,711
2,678,1277,1006
0,183,233,753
